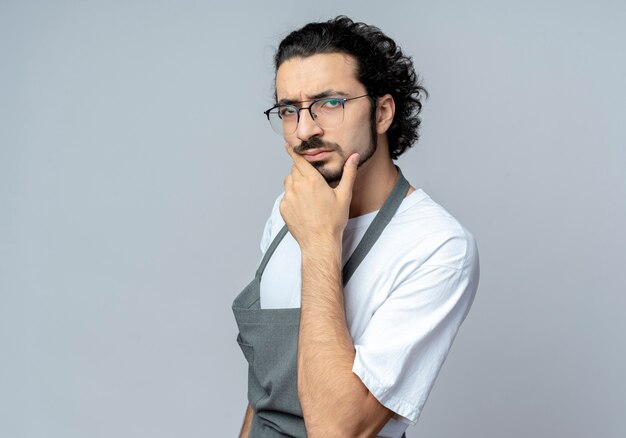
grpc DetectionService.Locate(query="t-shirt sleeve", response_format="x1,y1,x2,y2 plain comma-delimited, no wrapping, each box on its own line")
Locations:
351,232,479,424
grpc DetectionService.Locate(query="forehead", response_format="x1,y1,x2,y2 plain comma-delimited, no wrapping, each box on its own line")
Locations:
275,53,362,101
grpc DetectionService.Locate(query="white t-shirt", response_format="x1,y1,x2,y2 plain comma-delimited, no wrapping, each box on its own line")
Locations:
259,188,479,437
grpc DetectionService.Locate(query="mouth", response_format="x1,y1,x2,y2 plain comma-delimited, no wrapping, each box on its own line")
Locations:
300,149,333,162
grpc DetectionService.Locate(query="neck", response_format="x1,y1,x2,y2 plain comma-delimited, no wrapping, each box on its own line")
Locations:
348,138,400,218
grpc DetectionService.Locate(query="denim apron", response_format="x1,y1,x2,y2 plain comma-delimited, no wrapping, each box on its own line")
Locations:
233,168,409,437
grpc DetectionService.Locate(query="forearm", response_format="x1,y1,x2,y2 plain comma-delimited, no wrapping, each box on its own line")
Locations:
238,404,253,438
281,146,390,436
299,239,355,367
298,240,385,437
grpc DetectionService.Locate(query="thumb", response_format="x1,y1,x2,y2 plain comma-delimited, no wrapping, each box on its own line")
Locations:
336,153,360,199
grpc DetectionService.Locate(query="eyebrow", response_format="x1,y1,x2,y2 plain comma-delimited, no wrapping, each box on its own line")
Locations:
277,89,350,106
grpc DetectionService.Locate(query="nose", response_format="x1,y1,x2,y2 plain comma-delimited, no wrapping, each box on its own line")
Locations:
295,107,324,142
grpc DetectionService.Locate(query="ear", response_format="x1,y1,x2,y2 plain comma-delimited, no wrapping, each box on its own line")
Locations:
375,94,395,135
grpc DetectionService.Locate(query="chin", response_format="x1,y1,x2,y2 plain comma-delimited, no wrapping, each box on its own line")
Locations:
312,161,343,185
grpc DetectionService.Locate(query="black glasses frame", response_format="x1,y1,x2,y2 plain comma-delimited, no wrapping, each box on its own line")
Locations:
263,94,371,128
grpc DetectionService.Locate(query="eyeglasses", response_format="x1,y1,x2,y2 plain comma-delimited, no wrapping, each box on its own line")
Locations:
263,94,370,136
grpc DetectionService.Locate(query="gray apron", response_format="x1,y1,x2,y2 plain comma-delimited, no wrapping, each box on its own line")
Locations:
233,168,409,438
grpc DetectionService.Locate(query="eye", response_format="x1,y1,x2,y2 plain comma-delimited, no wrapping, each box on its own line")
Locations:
279,106,298,118
320,98,342,109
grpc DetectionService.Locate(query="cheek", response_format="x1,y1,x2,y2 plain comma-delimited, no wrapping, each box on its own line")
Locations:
346,124,372,149
283,132,298,146
346,110,374,140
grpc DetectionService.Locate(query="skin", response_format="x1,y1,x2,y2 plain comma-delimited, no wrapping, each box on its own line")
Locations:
238,405,252,437
240,52,415,438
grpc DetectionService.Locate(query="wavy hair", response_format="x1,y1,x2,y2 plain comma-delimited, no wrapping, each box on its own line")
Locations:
274,16,428,159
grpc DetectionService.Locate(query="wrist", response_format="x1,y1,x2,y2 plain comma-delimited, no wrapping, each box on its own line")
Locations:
299,232,342,256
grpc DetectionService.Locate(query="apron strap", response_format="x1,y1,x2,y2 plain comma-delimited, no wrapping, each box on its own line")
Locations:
256,225,289,278
256,166,409,285
342,167,409,286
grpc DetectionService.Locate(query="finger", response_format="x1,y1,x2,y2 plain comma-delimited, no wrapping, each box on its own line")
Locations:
284,174,293,190
279,197,288,222
290,163,300,180
336,153,360,200
283,143,303,177
284,143,318,177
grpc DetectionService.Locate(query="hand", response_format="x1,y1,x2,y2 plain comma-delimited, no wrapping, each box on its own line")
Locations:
279,144,360,250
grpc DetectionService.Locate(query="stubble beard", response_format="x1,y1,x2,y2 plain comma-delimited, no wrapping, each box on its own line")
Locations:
296,130,378,186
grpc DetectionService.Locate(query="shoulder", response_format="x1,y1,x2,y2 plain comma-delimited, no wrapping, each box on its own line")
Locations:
385,189,479,273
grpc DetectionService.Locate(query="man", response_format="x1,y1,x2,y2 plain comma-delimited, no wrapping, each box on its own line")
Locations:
232,16,479,438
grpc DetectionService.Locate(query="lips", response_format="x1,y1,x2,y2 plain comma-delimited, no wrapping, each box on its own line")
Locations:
300,149,333,161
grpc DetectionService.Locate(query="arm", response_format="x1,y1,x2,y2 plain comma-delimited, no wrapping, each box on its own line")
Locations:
280,147,394,437
298,241,394,437
238,404,253,438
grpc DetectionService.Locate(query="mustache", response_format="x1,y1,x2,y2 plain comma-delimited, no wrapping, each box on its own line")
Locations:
294,137,340,154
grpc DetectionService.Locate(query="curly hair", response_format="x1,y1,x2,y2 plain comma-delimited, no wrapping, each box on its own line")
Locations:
274,16,428,159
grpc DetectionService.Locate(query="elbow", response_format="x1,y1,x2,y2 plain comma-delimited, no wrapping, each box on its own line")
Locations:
306,423,370,438
303,405,383,438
